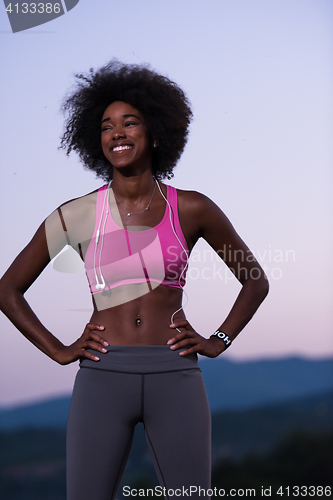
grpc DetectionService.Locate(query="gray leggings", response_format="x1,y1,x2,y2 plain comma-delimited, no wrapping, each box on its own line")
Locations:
67,346,211,500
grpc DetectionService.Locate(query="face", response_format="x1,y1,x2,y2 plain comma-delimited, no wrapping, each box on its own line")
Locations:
101,101,152,173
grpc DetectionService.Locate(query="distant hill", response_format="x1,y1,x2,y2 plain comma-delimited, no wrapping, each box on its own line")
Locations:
0,397,71,430
199,356,333,412
211,388,333,460
0,357,332,429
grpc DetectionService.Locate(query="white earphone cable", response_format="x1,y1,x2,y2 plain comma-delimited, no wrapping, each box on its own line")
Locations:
156,181,190,328
93,182,111,289
93,180,190,322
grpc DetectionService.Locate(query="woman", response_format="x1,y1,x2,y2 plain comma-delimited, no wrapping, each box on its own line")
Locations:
0,61,269,499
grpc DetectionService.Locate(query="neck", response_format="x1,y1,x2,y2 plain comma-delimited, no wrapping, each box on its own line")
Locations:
112,170,156,200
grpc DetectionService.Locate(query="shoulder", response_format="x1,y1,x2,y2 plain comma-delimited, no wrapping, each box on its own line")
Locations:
174,187,230,244
175,186,236,240
177,187,209,206
58,187,100,220
176,188,221,218
45,186,103,252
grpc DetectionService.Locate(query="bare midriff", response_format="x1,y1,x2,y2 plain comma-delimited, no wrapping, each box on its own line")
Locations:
89,284,185,346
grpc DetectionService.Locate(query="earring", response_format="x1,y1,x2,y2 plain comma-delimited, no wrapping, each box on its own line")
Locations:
153,141,157,148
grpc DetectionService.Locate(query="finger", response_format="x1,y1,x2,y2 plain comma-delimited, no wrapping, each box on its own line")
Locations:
179,345,199,356
179,344,200,356
82,339,108,354
82,324,109,346
170,320,193,335
86,331,109,347
79,348,101,362
83,323,105,334
169,320,190,329
170,337,198,350
179,339,217,358
167,329,195,345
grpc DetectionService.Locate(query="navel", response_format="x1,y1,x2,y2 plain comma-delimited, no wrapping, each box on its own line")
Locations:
136,314,141,327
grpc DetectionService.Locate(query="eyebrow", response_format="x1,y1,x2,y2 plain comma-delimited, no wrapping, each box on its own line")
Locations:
101,114,142,125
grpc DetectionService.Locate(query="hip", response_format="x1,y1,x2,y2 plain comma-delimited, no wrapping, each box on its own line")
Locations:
79,345,199,374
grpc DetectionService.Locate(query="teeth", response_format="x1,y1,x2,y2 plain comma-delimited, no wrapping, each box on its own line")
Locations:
113,145,132,152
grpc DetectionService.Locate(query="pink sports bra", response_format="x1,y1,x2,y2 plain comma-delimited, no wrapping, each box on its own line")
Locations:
84,184,189,295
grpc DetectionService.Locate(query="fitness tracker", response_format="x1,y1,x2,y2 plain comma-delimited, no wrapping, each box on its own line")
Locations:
210,330,232,350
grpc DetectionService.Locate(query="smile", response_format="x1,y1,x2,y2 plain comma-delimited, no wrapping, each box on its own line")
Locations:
112,145,133,152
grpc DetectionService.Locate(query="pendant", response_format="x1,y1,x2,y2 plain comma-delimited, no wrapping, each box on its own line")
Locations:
127,213,131,217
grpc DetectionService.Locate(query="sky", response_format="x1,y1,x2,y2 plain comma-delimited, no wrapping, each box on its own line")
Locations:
0,0,332,407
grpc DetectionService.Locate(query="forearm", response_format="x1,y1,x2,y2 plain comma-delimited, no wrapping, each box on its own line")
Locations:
0,286,65,362
217,276,269,341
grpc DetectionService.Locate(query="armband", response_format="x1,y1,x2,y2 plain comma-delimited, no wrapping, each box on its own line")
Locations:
210,330,232,350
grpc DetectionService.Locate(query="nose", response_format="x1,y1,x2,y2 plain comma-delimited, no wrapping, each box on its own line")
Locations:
112,126,126,140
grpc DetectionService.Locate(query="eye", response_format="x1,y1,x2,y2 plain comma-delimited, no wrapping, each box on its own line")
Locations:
101,125,112,132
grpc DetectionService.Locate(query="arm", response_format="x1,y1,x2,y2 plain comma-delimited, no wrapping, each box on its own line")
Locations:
168,192,269,357
0,215,108,365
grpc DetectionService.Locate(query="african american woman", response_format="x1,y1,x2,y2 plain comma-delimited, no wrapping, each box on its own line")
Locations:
0,60,269,500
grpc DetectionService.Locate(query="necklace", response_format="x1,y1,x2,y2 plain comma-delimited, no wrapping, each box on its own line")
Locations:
112,181,157,217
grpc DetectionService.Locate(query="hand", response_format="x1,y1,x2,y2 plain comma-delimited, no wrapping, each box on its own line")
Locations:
167,319,226,358
54,323,109,365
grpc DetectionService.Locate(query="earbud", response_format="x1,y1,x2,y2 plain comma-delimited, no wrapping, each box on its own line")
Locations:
95,282,105,290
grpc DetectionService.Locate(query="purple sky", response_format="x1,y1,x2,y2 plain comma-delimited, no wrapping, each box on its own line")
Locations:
0,0,332,407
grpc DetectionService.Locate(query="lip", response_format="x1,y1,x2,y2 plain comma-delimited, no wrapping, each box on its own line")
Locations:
110,142,134,153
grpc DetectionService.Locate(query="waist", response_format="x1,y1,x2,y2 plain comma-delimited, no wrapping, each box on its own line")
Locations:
89,284,185,344
79,345,199,374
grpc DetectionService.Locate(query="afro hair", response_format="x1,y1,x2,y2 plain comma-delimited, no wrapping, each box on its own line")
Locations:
60,60,193,181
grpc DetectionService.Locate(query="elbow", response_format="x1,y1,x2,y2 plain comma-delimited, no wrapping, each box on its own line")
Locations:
0,278,20,313
243,272,269,303
253,264,269,300
0,278,6,310
255,274,269,302
0,280,10,312
261,277,269,299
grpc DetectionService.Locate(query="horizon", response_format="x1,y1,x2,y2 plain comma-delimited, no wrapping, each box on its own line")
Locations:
1,354,332,410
